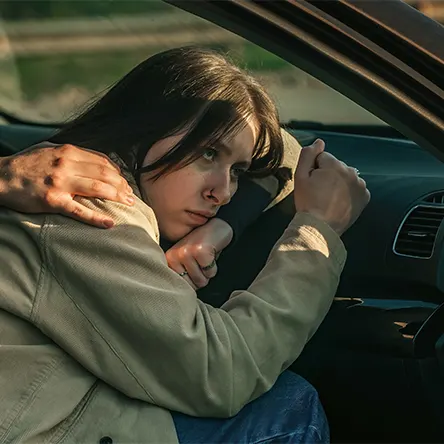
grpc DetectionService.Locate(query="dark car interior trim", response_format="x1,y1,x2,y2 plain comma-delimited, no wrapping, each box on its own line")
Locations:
313,0,444,88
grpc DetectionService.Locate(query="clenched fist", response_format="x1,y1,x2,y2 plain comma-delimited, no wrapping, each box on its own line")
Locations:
294,139,370,235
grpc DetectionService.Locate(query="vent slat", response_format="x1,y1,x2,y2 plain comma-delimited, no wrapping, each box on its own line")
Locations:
424,192,444,204
401,233,437,238
397,242,432,248
409,216,443,222
415,208,444,214
397,247,433,255
403,224,439,230
429,196,444,204
397,239,435,246
414,212,444,218
394,204,444,258
400,231,438,237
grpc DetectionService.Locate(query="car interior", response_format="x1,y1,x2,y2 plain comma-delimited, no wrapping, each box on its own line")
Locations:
1,0,444,442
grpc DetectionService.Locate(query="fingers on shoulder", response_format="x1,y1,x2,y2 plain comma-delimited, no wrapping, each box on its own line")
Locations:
56,195,114,228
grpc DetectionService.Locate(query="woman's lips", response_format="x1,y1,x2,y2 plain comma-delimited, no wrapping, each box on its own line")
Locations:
185,211,210,225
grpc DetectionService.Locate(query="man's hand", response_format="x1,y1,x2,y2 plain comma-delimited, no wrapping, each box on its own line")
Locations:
294,139,370,235
165,218,233,289
0,143,134,228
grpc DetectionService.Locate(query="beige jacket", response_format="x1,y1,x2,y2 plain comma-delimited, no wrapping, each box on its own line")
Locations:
0,132,346,444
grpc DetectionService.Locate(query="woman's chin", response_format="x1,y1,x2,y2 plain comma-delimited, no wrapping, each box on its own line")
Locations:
160,225,194,242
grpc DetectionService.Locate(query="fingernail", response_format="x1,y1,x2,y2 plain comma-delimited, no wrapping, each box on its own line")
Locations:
103,220,114,228
126,196,135,205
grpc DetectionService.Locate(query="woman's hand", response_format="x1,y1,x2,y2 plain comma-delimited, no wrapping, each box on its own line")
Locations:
0,142,134,228
165,218,234,289
294,139,370,235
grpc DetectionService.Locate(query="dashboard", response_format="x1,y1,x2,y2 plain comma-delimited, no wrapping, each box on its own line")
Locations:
290,130,444,304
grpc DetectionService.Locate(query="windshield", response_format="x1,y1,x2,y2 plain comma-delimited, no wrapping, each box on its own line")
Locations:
0,0,441,126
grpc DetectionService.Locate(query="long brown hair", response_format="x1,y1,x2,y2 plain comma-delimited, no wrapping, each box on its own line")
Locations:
51,46,283,180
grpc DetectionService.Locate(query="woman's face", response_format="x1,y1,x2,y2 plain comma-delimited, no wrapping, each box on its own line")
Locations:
140,117,258,241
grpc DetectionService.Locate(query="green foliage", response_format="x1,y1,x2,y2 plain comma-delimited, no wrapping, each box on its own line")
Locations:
242,43,288,71
0,0,169,21
17,43,289,101
17,49,155,100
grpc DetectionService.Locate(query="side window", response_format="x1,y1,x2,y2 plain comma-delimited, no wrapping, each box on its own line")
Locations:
0,0,399,125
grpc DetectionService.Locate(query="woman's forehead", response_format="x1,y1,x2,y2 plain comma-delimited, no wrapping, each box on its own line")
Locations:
226,116,258,148
220,118,257,163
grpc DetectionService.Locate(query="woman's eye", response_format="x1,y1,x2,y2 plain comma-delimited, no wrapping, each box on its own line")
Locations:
231,167,247,178
202,148,218,161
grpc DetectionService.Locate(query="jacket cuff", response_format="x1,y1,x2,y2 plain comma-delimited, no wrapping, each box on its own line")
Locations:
287,212,347,269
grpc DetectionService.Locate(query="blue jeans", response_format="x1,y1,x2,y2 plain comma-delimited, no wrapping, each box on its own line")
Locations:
172,371,329,443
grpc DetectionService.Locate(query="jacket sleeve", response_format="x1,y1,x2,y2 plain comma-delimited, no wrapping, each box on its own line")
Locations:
34,197,346,418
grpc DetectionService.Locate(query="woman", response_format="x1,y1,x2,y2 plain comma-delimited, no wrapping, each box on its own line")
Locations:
0,47,369,443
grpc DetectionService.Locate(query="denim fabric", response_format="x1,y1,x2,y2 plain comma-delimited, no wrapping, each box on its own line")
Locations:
172,371,329,443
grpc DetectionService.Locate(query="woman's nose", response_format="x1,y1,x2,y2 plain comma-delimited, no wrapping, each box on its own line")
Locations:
205,171,233,205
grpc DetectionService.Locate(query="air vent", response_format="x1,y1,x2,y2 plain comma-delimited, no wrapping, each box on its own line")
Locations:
393,205,444,259
423,192,444,205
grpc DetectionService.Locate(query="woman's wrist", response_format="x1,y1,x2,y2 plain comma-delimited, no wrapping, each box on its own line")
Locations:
208,217,234,252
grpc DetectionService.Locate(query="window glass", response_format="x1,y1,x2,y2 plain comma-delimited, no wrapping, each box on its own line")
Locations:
0,0,440,125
